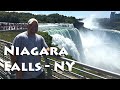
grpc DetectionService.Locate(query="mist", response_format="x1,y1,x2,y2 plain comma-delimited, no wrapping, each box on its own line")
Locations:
80,15,120,74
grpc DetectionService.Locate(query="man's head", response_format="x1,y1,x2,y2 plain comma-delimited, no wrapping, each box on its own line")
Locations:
27,18,38,34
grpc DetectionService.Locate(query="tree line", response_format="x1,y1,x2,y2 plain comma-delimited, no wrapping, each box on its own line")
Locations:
0,11,78,23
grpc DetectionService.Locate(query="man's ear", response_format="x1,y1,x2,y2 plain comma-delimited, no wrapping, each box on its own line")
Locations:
27,24,30,29
27,24,32,30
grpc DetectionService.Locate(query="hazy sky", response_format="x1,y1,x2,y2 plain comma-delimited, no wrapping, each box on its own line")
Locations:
10,11,120,19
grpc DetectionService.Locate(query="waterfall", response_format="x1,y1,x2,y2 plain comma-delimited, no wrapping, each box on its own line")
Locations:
39,23,120,74
80,16,120,73
39,25,85,62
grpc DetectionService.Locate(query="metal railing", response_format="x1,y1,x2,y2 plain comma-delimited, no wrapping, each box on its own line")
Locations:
0,39,120,79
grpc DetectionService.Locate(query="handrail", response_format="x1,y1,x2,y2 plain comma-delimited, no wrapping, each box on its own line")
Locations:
51,56,120,78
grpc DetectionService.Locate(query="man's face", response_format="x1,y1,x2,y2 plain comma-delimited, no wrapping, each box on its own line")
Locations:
28,21,38,34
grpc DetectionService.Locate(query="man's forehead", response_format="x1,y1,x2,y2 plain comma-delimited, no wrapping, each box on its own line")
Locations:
28,18,38,25
31,21,38,25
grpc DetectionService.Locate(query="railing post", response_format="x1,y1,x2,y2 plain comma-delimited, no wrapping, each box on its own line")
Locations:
43,55,52,79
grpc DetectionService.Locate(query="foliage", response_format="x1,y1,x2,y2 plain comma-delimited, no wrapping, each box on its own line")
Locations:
0,11,78,23
65,55,76,61
37,31,52,47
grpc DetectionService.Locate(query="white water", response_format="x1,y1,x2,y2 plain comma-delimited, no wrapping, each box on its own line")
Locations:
38,23,58,27
80,30,120,73
80,15,120,73
51,34,80,60
39,26,85,62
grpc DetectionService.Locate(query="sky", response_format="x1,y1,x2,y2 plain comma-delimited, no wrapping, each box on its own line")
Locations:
8,11,120,19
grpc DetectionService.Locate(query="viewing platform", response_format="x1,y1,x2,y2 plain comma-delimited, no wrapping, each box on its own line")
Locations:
0,22,27,31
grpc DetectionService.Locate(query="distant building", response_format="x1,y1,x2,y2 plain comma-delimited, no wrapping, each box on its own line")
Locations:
110,12,120,22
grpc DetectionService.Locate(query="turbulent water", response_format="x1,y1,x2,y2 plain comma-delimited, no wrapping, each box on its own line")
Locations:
38,23,120,74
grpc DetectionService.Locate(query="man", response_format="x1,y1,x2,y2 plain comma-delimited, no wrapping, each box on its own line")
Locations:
11,18,49,79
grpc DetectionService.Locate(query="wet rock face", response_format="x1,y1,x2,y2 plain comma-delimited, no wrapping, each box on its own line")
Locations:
73,21,84,29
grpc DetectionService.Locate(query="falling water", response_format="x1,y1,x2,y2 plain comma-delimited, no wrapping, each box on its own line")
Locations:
80,16,120,74
39,24,85,62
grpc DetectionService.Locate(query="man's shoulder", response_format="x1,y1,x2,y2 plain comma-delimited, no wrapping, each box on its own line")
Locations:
35,34,43,39
15,31,27,38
